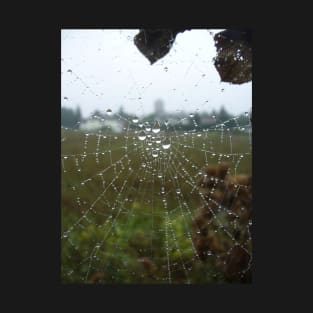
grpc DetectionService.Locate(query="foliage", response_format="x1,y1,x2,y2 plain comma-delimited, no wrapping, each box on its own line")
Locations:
61,129,251,284
61,106,82,128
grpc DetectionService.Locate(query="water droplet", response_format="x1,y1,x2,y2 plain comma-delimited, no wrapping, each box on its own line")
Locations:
189,113,194,118
145,123,151,132
64,96,68,100
207,251,212,255
152,121,160,133
152,150,158,158
164,120,169,126
155,137,161,144
106,109,112,116
164,67,168,72
138,131,146,141
132,117,139,123
212,115,216,119
162,137,171,150
245,112,249,117
141,163,146,168
176,189,181,195
67,69,72,73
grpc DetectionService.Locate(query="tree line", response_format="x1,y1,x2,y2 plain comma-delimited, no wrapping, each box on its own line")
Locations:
61,105,250,130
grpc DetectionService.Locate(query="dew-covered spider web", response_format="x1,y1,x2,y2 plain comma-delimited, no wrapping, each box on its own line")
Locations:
61,29,252,284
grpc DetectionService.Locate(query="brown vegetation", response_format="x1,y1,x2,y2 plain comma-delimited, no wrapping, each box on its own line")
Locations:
192,162,252,282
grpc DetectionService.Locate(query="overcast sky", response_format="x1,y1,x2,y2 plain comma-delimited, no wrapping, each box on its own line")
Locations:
61,29,252,118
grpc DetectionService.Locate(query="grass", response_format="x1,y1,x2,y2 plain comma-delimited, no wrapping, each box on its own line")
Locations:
61,127,252,284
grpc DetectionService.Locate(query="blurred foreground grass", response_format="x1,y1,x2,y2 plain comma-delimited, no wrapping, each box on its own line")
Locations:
61,129,251,284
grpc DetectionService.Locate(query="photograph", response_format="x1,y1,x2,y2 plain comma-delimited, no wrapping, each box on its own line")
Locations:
61,28,253,284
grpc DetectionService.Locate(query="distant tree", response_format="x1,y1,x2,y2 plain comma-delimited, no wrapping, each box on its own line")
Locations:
218,106,232,122
118,106,127,118
92,109,103,118
75,106,82,121
61,106,81,128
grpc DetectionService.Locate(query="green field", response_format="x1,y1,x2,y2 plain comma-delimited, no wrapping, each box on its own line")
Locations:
61,128,252,284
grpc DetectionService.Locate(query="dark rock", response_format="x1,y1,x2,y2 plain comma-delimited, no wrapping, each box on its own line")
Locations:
213,29,252,84
133,29,189,64
133,28,252,84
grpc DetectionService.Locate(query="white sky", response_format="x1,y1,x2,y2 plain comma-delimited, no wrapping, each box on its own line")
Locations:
61,29,252,118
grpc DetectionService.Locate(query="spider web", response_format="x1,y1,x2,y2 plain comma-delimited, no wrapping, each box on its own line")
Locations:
61,29,252,284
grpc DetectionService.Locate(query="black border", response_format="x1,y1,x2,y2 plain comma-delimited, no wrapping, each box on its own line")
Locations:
8,8,300,311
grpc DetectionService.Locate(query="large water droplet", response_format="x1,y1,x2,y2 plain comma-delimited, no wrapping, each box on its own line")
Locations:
162,137,171,149
106,109,112,116
152,150,158,158
138,131,146,141
132,116,139,123
152,121,160,133
189,113,194,118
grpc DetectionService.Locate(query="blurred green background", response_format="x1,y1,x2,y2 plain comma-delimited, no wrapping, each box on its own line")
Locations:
61,124,251,284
